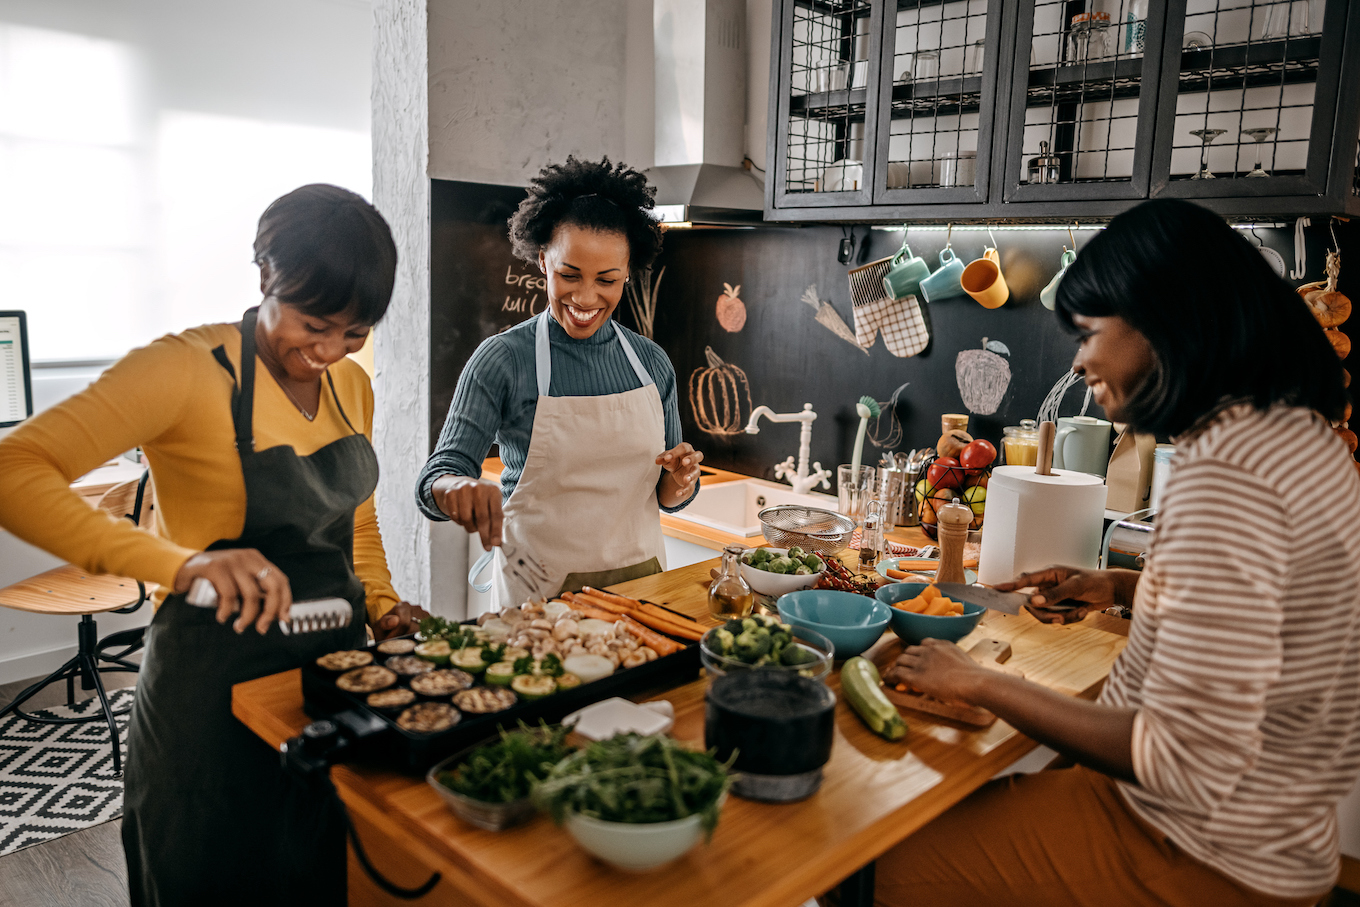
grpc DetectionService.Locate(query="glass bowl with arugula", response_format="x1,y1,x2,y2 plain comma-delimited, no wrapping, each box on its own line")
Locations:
534,733,734,871
426,723,576,831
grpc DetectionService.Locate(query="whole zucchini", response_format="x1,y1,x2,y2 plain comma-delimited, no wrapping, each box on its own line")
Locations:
841,657,907,741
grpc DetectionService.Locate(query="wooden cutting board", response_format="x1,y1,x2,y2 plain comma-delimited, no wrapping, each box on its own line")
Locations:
866,636,1024,728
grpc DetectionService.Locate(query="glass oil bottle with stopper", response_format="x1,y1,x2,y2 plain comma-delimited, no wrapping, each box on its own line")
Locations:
858,499,886,571
708,544,754,619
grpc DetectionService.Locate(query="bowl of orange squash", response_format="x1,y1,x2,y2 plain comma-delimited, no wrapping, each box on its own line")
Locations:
874,582,985,645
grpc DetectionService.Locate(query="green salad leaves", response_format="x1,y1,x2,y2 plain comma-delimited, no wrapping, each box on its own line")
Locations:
534,733,733,838
437,723,576,804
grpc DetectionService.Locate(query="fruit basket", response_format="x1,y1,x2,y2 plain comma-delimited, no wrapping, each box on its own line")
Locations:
912,441,995,541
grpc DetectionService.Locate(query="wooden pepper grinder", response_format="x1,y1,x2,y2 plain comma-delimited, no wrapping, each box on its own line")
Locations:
935,497,974,585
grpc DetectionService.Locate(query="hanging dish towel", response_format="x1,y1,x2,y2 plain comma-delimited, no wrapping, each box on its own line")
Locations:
847,256,931,357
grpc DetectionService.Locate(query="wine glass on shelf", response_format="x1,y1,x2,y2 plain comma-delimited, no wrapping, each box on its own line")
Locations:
1189,128,1227,179
1241,127,1278,178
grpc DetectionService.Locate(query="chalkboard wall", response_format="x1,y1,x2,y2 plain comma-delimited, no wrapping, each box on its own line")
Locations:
429,178,1343,485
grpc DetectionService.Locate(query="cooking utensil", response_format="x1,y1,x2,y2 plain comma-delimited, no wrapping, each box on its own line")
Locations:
186,577,353,634
932,582,1028,615
758,505,856,556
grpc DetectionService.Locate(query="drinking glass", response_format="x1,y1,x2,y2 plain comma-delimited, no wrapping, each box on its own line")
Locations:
836,464,875,525
911,51,940,82
1261,1,1311,39
1189,128,1227,179
965,40,985,75
1242,127,1278,178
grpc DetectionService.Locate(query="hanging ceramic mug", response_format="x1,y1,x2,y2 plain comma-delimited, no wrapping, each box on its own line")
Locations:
882,244,931,301
1040,248,1078,310
919,247,967,303
961,247,1009,309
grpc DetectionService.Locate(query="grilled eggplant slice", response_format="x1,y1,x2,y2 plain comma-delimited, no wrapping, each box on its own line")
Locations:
336,665,397,694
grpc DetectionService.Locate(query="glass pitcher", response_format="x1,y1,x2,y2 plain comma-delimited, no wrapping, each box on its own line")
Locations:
708,545,754,620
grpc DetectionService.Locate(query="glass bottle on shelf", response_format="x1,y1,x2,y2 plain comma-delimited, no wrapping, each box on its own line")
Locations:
1086,11,1112,60
859,500,886,571
1066,13,1090,64
1028,141,1061,184
708,545,754,619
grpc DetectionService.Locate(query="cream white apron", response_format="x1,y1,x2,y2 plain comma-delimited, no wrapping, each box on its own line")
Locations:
471,311,668,609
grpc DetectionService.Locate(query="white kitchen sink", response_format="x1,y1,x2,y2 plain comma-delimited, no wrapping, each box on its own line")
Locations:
665,479,839,538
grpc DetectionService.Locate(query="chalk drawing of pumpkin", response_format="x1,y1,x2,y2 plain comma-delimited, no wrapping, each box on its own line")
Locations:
956,338,1012,415
716,283,746,332
689,346,753,436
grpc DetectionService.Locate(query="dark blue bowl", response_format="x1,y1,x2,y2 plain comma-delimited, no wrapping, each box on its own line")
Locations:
874,582,986,645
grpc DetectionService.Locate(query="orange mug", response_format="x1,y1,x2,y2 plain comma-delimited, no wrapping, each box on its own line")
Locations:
961,247,1009,309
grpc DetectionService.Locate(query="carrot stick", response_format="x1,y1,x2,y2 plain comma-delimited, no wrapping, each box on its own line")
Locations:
572,605,624,623
619,615,682,656
565,592,631,614
635,602,700,627
581,586,644,610
630,610,703,641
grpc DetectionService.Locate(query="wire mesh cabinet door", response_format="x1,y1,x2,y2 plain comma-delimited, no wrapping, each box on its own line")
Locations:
769,0,888,210
1149,0,1352,203
871,0,1005,205
1001,0,1170,204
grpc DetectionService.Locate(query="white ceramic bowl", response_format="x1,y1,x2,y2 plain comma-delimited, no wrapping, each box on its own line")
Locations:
564,811,706,871
739,547,825,597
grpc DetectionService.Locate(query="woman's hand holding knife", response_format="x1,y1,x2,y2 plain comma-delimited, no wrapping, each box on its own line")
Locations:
174,549,292,634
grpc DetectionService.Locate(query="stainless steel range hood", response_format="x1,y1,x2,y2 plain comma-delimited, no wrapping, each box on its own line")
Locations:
649,0,765,225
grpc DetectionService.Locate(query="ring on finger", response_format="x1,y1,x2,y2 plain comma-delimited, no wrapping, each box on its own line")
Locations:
256,567,272,582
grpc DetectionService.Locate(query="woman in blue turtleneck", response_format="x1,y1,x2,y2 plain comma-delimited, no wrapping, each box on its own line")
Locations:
416,157,701,609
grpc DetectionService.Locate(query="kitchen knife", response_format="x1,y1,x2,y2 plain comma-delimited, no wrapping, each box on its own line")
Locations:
932,582,1076,616
186,577,353,634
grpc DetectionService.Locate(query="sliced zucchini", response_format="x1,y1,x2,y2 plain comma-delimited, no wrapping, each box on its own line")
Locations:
555,673,582,693
485,661,517,687
511,674,558,701
449,647,489,674
414,639,452,666
500,646,530,663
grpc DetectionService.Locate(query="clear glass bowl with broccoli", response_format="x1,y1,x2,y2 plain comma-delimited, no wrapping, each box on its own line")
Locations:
699,613,834,683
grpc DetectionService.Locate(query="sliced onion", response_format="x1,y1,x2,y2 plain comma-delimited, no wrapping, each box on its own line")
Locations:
543,600,572,622
577,618,616,637
562,653,615,684
479,618,512,642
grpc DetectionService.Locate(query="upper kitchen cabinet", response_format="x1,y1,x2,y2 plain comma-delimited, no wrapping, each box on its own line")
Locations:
999,0,1170,209
765,0,1360,221
1147,0,1360,215
767,0,888,211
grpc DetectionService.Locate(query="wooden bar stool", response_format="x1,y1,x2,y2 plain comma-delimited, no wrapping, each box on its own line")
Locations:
0,470,155,777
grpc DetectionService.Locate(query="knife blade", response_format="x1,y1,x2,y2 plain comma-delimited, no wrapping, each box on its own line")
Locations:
933,582,1035,616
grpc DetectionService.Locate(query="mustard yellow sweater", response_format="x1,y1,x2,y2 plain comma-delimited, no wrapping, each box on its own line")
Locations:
0,323,400,622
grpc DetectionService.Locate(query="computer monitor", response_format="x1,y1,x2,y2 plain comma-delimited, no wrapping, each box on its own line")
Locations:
0,311,33,428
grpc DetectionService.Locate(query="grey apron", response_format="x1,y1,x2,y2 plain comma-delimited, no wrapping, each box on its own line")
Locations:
121,307,376,907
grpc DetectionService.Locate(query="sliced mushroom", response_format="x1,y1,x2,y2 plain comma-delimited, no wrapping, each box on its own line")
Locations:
621,650,648,669
587,642,611,658
529,618,554,632
552,619,579,641
640,646,659,662
524,627,550,641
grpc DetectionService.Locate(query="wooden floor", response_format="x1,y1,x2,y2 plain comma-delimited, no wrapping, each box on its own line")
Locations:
0,665,137,907
0,665,1357,907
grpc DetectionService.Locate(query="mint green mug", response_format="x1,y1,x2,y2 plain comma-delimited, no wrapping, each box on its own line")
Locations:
882,244,930,301
919,247,967,303
1040,248,1078,311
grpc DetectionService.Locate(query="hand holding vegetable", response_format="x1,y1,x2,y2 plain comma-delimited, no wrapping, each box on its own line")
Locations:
993,565,1140,625
887,638,988,704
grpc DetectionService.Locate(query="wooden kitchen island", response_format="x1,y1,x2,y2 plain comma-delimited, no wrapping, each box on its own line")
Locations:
233,559,1129,907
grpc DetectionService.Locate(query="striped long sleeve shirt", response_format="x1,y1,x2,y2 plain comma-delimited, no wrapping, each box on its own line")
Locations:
1098,403,1360,899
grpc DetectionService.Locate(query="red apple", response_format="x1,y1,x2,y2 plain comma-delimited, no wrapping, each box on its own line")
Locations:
959,439,997,470
926,457,963,490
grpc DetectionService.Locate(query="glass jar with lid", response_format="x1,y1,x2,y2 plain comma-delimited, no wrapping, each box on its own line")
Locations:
1003,419,1040,466
1066,13,1091,63
1027,141,1061,184
1086,11,1113,60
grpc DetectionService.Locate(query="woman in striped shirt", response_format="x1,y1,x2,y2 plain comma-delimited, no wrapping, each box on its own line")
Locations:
880,199,1358,907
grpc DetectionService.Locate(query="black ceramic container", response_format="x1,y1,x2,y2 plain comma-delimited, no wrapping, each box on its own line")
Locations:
704,670,836,802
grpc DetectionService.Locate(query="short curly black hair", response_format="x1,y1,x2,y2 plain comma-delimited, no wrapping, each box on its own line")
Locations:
508,156,663,271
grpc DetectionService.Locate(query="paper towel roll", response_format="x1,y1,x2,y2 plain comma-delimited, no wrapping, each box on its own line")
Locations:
977,465,1108,586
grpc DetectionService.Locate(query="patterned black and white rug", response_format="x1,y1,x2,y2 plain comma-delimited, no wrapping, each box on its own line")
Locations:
0,688,132,856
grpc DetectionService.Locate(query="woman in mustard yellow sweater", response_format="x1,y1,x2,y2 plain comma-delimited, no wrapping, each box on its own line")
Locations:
0,185,425,906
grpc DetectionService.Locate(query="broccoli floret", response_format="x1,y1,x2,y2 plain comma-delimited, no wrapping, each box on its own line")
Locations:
734,627,772,661
741,618,759,633
778,622,794,633
723,619,745,635
780,643,818,666
512,654,535,674
712,627,736,655
769,629,793,652
754,653,773,666
538,653,564,677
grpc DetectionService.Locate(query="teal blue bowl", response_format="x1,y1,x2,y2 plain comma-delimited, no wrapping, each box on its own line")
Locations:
776,590,891,659
875,582,986,645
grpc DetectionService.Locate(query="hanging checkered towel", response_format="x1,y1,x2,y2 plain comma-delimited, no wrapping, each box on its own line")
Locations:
846,256,931,357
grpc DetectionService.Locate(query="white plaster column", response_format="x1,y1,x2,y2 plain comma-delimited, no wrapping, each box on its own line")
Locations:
371,0,433,608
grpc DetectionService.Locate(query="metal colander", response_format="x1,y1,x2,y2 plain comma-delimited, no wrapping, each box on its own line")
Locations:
757,505,856,556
